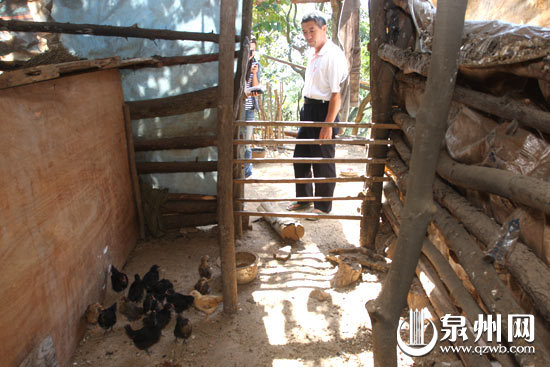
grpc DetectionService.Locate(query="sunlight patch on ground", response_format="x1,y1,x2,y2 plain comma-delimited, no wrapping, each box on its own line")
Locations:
339,219,361,244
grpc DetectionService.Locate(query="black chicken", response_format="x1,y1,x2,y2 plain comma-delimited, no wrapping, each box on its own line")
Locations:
165,289,194,314
111,265,128,292
142,310,158,328
194,277,211,295
98,302,117,332
128,274,145,302
152,278,173,302
142,291,157,314
142,265,160,291
174,315,192,343
125,321,162,355
156,303,172,329
198,255,212,280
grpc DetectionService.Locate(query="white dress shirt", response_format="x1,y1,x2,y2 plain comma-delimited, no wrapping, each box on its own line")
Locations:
303,40,349,101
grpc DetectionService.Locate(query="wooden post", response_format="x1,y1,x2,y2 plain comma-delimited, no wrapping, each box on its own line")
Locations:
123,104,145,239
360,0,410,249
366,1,467,366
217,0,238,314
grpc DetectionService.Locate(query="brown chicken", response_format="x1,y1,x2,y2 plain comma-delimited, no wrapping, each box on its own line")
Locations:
119,297,143,321
194,277,210,295
198,255,212,280
84,303,102,325
189,290,223,321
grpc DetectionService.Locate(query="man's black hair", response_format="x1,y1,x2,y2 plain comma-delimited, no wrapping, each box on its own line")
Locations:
301,12,327,28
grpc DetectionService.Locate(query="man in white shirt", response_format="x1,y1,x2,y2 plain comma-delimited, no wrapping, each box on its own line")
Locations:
287,12,348,218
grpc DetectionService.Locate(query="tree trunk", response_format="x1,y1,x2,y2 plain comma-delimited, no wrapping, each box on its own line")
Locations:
366,2,467,366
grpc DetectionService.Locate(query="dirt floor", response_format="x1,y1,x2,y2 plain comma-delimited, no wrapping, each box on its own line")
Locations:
70,145,461,367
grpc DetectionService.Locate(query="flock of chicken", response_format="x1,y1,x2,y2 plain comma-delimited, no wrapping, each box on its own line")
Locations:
85,255,223,354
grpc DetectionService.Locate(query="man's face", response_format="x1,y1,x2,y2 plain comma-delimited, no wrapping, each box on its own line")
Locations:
301,20,327,50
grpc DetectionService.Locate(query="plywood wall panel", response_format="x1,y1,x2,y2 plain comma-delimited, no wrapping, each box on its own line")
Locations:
0,69,137,367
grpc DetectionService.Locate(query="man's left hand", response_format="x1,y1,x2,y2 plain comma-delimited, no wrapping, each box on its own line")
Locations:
319,126,332,140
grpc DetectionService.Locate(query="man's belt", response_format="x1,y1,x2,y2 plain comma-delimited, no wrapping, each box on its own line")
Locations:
304,97,329,105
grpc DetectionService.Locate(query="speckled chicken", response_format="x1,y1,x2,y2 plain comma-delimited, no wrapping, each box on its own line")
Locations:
119,297,143,321
110,265,128,292
173,315,192,343
198,255,212,280
189,290,223,321
98,302,117,332
194,277,211,295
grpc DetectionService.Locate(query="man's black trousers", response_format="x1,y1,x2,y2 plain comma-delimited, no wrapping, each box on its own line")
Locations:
293,102,339,213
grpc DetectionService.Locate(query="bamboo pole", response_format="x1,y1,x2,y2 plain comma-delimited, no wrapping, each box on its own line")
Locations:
136,161,217,174
134,135,217,151
235,211,362,220
236,196,371,202
367,2,467,365
123,104,145,240
235,121,399,129
234,158,386,164
234,177,389,184
217,0,238,314
0,19,235,43
234,138,391,145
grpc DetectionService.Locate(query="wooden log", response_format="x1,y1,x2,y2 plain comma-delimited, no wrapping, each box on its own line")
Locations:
160,200,217,214
167,193,216,201
134,135,217,151
123,104,145,239
161,212,217,229
118,53,225,69
394,112,550,215
416,256,493,367
361,2,411,250
234,177,389,184
233,138,392,145
387,150,550,365
0,19,235,43
234,120,399,129
127,87,218,120
379,42,550,83
384,179,516,367
391,131,550,324
258,202,305,241
398,73,550,135
136,161,217,174
217,0,238,314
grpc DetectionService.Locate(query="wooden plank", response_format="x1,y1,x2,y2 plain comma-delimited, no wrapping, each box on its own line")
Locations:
218,0,238,314
234,138,392,145
234,177,389,184
236,211,362,220
167,193,216,201
123,104,145,239
134,135,217,151
127,87,218,120
161,200,217,214
136,161,217,174
0,19,237,43
235,120,399,129
0,70,137,367
236,196,373,202
161,212,217,228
